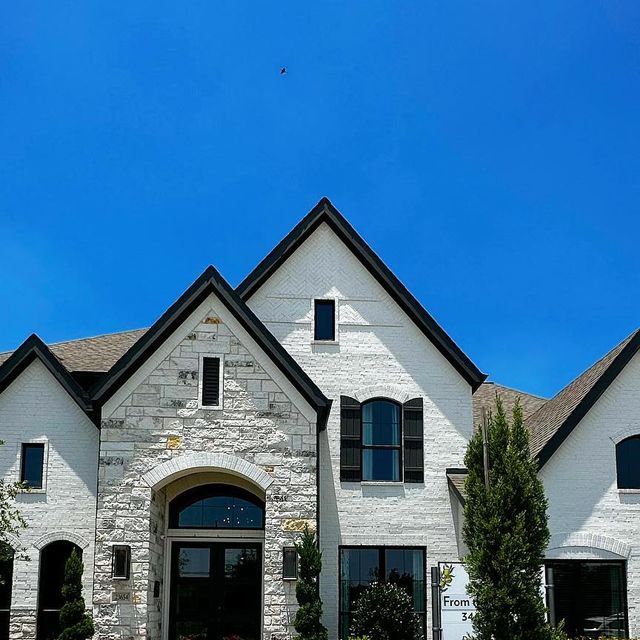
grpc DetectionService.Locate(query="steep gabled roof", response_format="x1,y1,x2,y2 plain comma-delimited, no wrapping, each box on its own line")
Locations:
473,382,547,429
237,197,486,391
0,334,93,416
90,265,332,429
0,328,147,372
527,328,640,467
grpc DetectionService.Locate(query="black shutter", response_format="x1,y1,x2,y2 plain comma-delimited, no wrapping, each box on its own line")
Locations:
403,398,424,483
340,396,362,482
201,357,221,406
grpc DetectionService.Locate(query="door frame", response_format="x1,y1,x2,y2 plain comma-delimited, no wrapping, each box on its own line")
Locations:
162,529,265,640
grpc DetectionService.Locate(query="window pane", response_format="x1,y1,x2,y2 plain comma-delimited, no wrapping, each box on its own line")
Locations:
178,548,210,578
363,449,400,482
362,401,400,446
21,444,44,489
314,300,335,341
616,437,640,488
385,549,425,612
547,561,627,638
283,548,298,579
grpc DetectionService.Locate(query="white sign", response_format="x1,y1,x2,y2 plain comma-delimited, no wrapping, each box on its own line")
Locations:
439,562,476,640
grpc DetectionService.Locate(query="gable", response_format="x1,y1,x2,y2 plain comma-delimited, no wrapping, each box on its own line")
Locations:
93,265,330,428
238,198,485,391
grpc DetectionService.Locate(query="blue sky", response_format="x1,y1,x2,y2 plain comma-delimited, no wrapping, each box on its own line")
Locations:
1,1,639,398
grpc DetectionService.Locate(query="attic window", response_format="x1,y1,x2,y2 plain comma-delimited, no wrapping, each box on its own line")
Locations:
314,300,335,341
201,357,221,407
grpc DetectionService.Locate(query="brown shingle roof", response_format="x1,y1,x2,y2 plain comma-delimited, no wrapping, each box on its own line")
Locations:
0,328,147,372
525,329,640,461
473,382,547,430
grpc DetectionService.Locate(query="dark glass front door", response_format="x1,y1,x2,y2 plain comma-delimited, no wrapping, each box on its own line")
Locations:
169,541,262,640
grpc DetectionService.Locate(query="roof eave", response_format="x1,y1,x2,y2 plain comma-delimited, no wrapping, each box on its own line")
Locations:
0,334,94,419
237,197,486,391
536,329,640,468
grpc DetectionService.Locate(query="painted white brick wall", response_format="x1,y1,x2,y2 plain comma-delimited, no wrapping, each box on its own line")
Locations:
0,359,98,637
540,349,640,636
247,222,473,639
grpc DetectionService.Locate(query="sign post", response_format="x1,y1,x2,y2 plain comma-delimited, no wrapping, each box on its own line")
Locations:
437,562,476,640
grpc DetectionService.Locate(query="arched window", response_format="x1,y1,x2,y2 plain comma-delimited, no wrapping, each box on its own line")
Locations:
362,399,402,482
616,436,640,489
37,541,81,640
0,544,13,640
169,485,265,530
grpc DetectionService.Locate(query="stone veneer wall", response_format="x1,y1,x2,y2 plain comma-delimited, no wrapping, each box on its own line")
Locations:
94,305,317,640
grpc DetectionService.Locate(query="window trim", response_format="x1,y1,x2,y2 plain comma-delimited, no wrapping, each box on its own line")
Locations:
312,298,338,343
198,355,224,409
360,398,403,483
338,545,426,640
18,440,48,493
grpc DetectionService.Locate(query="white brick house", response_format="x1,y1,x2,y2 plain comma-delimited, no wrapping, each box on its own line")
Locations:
0,197,638,640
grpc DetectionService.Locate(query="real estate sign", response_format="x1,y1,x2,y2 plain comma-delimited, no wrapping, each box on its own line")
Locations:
439,562,476,640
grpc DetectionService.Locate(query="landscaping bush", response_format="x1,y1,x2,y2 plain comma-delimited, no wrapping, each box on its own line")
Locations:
351,581,421,640
56,549,94,640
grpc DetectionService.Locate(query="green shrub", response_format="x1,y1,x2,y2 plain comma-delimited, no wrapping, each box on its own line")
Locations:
351,581,421,640
56,549,94,640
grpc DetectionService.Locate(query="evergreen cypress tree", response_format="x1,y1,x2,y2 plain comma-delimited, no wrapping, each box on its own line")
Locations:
56,549,94,640
463,396,561,640
293,525,328,640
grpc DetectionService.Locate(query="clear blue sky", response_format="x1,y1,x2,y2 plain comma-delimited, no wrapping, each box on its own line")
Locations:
1,1,639,398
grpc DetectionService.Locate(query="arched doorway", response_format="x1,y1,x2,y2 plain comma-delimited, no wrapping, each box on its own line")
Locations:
167,484,264,640
37,541,81,640
0,544,13,640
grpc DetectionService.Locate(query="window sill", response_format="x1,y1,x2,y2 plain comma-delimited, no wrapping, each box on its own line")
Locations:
18,488,46,494
311,340,339,346
360,481,403,487
618,488,640,494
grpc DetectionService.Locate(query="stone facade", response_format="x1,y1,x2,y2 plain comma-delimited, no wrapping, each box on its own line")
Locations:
93,296,317,640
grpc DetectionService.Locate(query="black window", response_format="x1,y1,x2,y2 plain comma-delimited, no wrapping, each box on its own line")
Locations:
0,544,13,640
314,299,335,341
37,541,81,640
362,400,401,482
340,396,424,483
616,436,640,489
546,561,627,638
201,357,221,407
169,484,265,530
21,443,45,489
339,547,425,639
283,547,298,580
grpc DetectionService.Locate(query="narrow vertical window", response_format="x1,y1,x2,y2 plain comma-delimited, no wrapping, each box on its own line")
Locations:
21,443,45,489
283,547,298,580
201,357,221,407
112,545,131,580
314,299,335,341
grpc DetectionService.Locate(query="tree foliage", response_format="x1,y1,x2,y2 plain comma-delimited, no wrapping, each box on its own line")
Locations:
56,549,94,640
463,396,561,640
351,581,421,640
293,525,328,640
0,440,27,564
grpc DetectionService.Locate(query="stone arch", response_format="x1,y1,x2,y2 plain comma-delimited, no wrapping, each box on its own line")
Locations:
33,530,90,551
142,452,274,492
611,426,640,445
547,532,631,559
354,383,411,404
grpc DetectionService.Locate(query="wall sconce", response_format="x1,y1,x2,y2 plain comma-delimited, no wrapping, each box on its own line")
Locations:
283,547,298,580
112,545,131,580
